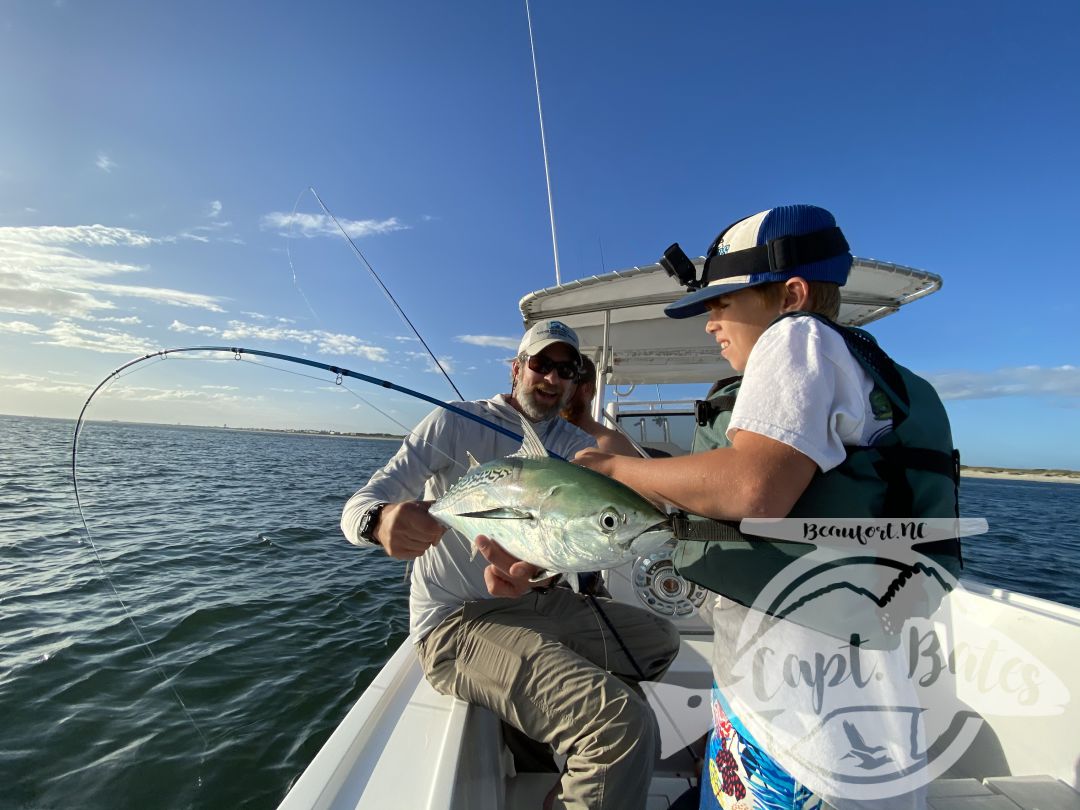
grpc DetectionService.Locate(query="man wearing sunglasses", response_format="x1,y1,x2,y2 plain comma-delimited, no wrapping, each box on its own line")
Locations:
342,319,680,810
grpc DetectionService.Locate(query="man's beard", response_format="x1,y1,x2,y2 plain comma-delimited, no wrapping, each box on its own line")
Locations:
516,377,572,421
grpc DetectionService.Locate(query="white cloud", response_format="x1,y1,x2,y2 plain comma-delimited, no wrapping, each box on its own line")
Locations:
0,369,259,405
0,227,226,318
0,223,222,248
0,279,116,319
260,211,408,239
207,200,223,218
0,372,88,395
30,320,157,355
169,319,218,335
456,334,520,350
0,224,157,248
170,317,388,363
93,315,143,325
96,153,116,172
0,320,43,335
926,365,1080,401
99,384,262,405
406,351,456,375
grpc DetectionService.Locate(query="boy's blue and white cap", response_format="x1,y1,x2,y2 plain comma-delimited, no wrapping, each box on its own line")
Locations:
518,319,581,359
664,204,853,319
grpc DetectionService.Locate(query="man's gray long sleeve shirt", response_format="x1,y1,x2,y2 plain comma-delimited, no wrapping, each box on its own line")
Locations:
341,394,596,641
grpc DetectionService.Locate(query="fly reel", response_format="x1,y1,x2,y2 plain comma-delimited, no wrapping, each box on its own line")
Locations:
632,543,708,617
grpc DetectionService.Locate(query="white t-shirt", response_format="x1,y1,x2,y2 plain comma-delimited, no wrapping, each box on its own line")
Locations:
727,315,892,469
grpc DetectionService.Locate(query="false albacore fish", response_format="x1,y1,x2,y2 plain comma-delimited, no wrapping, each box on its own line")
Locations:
429,416,672,585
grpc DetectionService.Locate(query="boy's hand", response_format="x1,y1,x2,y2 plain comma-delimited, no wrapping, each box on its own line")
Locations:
475,535,556,597
376,501,444,560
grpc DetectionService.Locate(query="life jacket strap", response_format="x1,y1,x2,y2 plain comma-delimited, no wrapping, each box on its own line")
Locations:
773,311,911,422
670,514,748,542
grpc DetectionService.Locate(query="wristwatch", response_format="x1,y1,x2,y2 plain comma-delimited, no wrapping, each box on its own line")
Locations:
358,502,388,545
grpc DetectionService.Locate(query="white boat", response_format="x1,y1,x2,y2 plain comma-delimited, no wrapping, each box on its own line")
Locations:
278,258,1080,810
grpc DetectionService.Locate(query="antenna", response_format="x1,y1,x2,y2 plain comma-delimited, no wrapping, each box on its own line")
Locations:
524,0,562,286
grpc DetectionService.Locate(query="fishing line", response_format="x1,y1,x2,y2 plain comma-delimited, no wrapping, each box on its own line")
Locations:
524,0,562,285
72,356,210,749
301,185,465,401
238,354,470,586
236,355,466,475
234,354,514,575
583,592,700,765
286,187,321,323
584,593,611,672
74,348,663,756
72,347,494,749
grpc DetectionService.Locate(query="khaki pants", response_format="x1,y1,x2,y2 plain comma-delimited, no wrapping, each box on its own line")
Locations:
416,589,681,810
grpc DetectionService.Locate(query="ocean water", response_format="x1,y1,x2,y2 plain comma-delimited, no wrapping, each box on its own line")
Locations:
2,413,1079,809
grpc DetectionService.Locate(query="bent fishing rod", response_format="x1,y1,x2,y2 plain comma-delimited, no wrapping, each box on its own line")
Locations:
70,345,685,754
72,345,564,500
67,344,555,747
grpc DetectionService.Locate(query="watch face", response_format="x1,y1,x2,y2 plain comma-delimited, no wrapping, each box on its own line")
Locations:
361,504,384,540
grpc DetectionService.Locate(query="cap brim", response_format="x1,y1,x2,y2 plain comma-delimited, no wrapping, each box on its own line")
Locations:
663,280,760,319
526,338,581,359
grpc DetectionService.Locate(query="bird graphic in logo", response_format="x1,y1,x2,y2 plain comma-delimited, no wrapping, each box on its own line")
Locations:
839,720,891,770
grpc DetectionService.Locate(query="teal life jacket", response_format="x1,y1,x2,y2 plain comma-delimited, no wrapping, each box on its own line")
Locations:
672,312,962,608
690,376,741,456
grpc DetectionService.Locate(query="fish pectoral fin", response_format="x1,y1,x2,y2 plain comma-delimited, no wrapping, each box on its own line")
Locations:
465,451,481,470
566,572,580,593
456,507,534,520
528,570,558,585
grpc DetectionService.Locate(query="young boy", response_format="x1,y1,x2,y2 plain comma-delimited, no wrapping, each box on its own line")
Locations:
575,204,866,523
576,204,958,809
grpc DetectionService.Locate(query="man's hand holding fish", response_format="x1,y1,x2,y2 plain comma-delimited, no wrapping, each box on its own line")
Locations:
474,534,557,597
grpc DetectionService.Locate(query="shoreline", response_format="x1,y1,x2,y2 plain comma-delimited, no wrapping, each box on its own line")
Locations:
961,468,1080,485
0,413,405,441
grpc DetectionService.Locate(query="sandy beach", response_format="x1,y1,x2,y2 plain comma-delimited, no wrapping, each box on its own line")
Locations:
960,467,1080,485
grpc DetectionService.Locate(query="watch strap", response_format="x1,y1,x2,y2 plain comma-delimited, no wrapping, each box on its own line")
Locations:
360,502,388,544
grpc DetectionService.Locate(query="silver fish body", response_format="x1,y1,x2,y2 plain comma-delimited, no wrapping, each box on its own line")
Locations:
430,453,672,574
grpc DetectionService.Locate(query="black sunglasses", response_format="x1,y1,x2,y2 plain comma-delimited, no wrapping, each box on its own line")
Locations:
525,354,581,381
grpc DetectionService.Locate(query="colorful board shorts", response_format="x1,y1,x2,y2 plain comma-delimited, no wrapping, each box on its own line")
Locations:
700,683,824,810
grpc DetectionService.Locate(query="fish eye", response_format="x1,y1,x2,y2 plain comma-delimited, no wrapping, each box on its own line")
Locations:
598,510,619,532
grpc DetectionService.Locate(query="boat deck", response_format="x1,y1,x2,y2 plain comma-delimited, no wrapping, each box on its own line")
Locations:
278,584,1080,810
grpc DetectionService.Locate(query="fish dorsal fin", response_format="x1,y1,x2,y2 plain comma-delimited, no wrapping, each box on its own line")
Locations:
511,413,549,460
466,451,481,470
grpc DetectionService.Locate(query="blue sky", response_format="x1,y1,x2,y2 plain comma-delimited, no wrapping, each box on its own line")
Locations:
1,0,1077,468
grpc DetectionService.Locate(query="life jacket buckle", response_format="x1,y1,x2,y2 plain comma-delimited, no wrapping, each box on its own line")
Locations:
695,400,712,426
